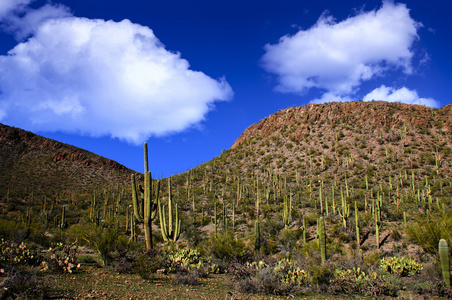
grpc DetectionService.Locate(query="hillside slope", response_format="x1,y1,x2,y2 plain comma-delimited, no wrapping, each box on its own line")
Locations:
222,100,452,181
0,123,134,198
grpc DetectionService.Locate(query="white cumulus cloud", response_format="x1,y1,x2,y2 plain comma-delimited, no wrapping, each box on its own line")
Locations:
0,17,233,144
362,85,439,107
261,1,421,96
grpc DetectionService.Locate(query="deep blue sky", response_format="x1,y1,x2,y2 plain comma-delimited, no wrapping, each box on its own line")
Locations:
0,0,450,177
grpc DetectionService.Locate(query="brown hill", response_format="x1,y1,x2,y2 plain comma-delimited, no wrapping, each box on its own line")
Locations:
0,123,134,198
222,100,452,181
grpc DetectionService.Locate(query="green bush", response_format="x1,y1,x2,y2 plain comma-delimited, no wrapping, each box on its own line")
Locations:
206,231,249,262
407,214,452,256
0,220,47,245
132,248,169,280
0,268,50,299
69,223,123,265
229,262,300,296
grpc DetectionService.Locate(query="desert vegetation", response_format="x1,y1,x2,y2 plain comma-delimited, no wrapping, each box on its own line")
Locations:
1,101,452,299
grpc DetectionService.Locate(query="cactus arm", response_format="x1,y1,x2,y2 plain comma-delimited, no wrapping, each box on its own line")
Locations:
168,178,173,236
131,174,144,222
158,179,181,243
173,205,181,242
159,201,169,242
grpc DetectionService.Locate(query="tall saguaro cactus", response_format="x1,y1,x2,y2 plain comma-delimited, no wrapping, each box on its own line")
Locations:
338,187,350,228
283,197,291,229
131,142,159,250
355,201,360,246
254,220,260,252
158,177,181,243
318,216,326,263
439,239,450,288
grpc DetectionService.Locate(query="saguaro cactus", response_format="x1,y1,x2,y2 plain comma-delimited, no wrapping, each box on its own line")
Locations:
283,197,291,229
355,201,360,246
302,216,307,244
375,213,380,249
158,177,181,243
60,205,66,229
131,142,159,250
254,220,260,252
338,187,350,228
318,216,326,263
439,239,450,288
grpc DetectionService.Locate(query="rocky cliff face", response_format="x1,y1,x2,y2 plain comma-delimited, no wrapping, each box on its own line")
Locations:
0,123,134,197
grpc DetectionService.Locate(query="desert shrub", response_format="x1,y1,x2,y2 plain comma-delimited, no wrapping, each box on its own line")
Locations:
0,220,47,245
391,228,402,241
132,248,169,280
328,267,378,295
310,262,334,289
228,263,258,293
364,250,381,265
0,220,27,242
379,256,423,277
0,268,50,299
173,266,203,286
300,240,321,264
228,260,304,296
234,266,299,295
184,221,205,247
206,231,250,262
407,213,452,255
77,254,100,267
252,267,299,295
279,228,301,252
114,256,133,274
69,223,123,265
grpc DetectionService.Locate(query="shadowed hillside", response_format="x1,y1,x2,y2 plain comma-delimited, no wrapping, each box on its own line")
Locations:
0,123,135,198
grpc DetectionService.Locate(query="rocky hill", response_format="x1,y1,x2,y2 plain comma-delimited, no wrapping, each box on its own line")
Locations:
221,100,452,181
0,123,135,198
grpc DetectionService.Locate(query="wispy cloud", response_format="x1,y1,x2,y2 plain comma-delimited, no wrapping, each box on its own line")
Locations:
310,93,353,104
0,2,232,144
0,0,72,40
260,1,437,106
